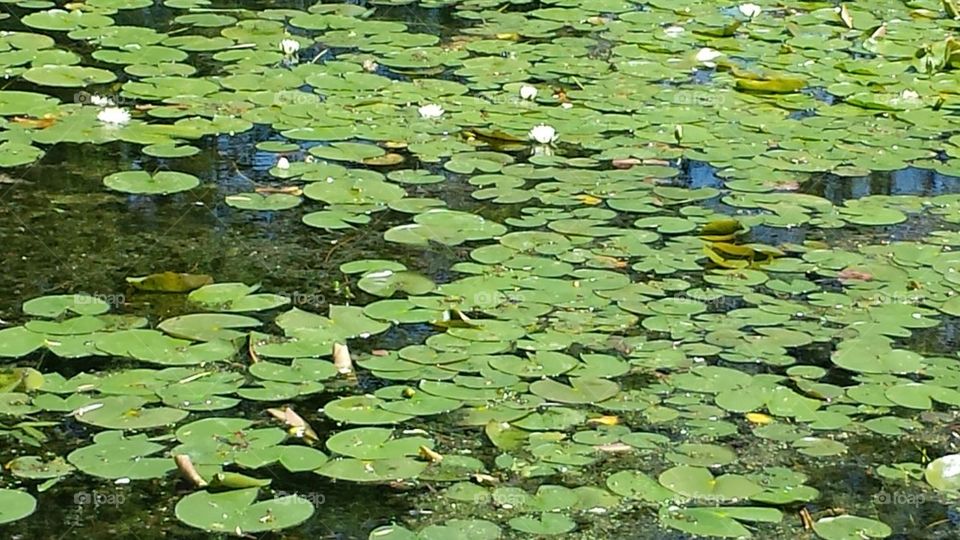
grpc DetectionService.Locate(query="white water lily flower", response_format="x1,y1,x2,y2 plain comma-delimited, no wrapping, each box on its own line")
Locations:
90,94,114,107
941,454,960,478
96,107,130,126
899,89,920,101
528,124,558,145
696,47,723,63
280,38,300,56
418,103,445,119
276,156,290,170
739,3,762,18
519,84,538,100
664,26,685,38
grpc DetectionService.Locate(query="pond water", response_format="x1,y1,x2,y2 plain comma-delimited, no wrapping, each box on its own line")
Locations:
2,1,960,539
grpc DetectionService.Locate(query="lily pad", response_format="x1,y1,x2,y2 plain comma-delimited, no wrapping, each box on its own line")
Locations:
22,294,110,318
529,377,620,404
316,457,427,482
103,170,199,195
225,192,301,211
74,396,188,430
175,488,314,534
23,65,115,87
0,489,37,525
324,396,414,425
812,515,892,540
67,431,174,479
158,313,260,341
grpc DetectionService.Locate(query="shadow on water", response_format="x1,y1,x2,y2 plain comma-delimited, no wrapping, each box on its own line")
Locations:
0,131,449,318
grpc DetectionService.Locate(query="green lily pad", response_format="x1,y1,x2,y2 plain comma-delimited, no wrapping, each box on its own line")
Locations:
832,339,923,374
225,192,301,211
188,283,290,313
125,272,213,292
369,519,501,540
665,443,737,467
660,506,783,538
248,358,337,384
812,515,892,540
0,142,43,167
358,270,436,297
658,465,763,501
0,327,46,358
23,65,116,87
324,396,414,425
142,143,200,158
22,294,110,318
158,313,260,341
173,417,285,470
0,489,37,525
74,395,188,430
67,431,175,479
23,10,113,31
279,446,329,473
175,488,314,534
103,170,199,195
325,427,433,460
606,470,675,502
385,210,507,246
529,377,620,404
316,457,427,482
7,456,74,479
94,329,235,365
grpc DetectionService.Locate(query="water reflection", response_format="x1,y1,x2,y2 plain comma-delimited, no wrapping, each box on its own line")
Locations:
686,160,723,189
812,167,960,203
682,160,960,203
